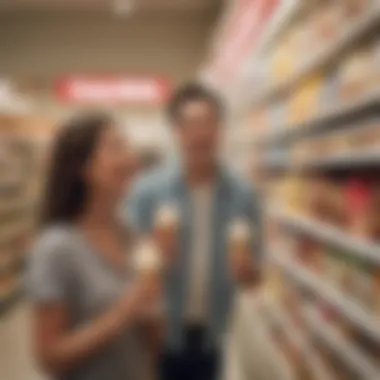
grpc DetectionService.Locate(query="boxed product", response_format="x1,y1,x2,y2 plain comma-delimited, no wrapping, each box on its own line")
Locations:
287,74,325,126
271,36,297,85
312,2,343,49
339,47,373,100
347,122,380,152
343,0,373,21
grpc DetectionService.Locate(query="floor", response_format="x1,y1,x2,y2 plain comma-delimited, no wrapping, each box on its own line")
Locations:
0,302,45,380
1,301,245,380
0,296,287,380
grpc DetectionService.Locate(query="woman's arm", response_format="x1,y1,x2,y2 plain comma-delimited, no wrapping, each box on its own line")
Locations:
32,282,153,375
136,305,165,380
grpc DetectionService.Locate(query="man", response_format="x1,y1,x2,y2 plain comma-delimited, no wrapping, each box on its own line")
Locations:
129,83,261,380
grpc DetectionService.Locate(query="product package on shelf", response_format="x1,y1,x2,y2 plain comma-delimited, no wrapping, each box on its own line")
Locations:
0,116,43,313
288,74,325,127
264,170,380,377
339,48,372,101
270,38,297,86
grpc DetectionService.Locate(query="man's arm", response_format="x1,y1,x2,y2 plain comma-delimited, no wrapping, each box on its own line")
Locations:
232,183,262,286
244,186,262,264
127,175,165,373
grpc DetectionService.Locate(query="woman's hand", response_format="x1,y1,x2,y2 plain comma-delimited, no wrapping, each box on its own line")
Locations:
32,275,164,375
118,274,162,321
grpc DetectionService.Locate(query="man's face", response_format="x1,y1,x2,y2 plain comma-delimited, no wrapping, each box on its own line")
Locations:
174,100,221,166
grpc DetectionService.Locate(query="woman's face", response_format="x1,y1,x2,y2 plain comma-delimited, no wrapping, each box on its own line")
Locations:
85,125,137,198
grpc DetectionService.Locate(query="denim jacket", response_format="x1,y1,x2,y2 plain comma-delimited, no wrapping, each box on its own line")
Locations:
127,164,261,349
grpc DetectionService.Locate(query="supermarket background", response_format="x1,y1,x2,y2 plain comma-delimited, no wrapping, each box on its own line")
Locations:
1,0,380,379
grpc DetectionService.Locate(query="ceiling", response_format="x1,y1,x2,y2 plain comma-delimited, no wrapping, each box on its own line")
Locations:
0,0,221,12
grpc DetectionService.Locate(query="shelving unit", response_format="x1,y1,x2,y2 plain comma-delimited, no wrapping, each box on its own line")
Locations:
0,118,41,317
251,4,380,108
208,0,380,377
263,298,334,380
265,148,380,171
255,89,380,147
252,0,303,57
270,251,380,341
269,209,380,266
303,307,379,380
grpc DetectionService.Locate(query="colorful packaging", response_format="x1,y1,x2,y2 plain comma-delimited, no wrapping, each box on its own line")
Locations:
339,48,373,100
271,37,297,85
288,74,325,125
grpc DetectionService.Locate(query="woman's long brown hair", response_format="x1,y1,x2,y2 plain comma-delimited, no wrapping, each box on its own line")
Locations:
40,112,113,227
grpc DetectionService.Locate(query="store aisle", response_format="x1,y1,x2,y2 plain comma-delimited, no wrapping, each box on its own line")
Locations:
0,302,45,380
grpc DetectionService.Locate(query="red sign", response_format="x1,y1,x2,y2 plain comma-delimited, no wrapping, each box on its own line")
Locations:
56,76,171,105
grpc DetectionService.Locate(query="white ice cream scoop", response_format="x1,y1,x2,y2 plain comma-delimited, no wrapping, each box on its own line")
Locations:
228,218,252,243
154,204,179,228
132,240,163,274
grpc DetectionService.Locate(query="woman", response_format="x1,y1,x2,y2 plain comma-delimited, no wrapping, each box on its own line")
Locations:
27,112,160,380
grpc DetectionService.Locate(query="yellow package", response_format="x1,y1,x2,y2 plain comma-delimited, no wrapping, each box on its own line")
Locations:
271,38,297,85
288,74,325,125
280,175,305,214
339,48,372,100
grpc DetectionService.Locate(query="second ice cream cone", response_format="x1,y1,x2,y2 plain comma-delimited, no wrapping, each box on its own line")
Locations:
154,204,179,263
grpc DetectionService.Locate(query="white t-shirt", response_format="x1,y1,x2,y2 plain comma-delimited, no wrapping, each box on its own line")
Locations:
186,185,214,323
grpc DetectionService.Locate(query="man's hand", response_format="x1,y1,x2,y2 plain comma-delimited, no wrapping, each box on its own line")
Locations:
229,246,258,287
153,225,178,268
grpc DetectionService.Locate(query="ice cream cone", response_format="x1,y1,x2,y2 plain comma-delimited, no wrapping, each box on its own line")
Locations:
228,218,252,252
154,204,179,231
154,204,179,263
132,240,163,280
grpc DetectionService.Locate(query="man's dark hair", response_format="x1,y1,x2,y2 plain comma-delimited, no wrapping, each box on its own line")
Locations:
40,112,113,227
167,83,223,123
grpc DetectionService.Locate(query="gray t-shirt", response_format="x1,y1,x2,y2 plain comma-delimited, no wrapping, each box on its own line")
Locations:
27,225,149,380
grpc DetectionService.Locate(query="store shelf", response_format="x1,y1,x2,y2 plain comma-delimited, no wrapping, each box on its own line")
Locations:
255,89,380,147
269,209,380,266
271,252,380,343
251,6,380,108
301,149,380,170
303,307,379,380
264,148,380,172
0,182,23,197
264,300,334,380
248,0,303,59
0,200,32,215
0,284,22,317
0,220,31,246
